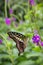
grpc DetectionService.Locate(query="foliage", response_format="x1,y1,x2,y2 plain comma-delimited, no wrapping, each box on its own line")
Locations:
0,0,43,65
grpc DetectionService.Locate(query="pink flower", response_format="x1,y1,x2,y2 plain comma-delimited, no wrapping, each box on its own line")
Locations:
40,42,43,46
0,39,2,44
9,8,13,14
5,17,11,25
29,0,35,6
12,17,16,21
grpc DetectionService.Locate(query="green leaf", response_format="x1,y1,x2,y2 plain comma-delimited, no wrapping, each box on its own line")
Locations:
17,60,35,65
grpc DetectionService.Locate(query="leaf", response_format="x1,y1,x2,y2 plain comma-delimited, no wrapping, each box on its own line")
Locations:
0,54,10,60
17,60,35,65
25,52,42,59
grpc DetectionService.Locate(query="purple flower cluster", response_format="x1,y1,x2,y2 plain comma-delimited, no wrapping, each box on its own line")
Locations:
5,17,11,26
40,42,43,46
29,0,35,6
9,8,13,14
5,17,16,26
0,39,2,44
32,34,43,46
32,35,40,43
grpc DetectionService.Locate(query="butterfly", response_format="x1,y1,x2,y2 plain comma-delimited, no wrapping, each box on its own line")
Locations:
7,32,29,55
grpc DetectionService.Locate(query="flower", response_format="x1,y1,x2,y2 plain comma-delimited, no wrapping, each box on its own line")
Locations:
20,20,23,24
32,34,40,43
5,17,11,25
0,39,2,44
6,0,8,3
33,30,38,34
40,42,43,46
9,8,13,14
29,0,35,6
12,17,16,21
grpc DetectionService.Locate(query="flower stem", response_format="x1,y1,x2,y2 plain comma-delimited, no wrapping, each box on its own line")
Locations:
5,0,7,17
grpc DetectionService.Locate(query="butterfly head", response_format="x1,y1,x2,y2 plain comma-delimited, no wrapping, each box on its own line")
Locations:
7,32,13,38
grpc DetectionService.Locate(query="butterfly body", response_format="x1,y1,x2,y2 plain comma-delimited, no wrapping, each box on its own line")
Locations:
7,32,28,55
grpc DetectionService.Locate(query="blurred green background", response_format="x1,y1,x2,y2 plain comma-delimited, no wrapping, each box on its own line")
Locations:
0,0,43,65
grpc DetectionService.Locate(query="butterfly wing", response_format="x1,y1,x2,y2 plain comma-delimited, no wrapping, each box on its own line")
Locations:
7,32,28,55
9,32,26,40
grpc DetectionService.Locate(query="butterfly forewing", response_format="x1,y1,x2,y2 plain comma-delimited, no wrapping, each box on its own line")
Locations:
11,32,26,40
